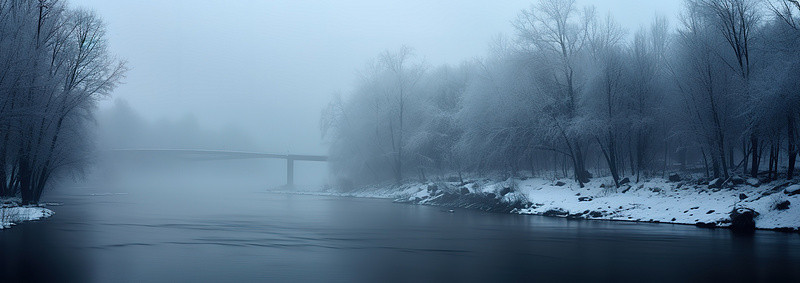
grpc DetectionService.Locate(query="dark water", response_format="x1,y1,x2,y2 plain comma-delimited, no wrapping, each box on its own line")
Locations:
2,188,800,282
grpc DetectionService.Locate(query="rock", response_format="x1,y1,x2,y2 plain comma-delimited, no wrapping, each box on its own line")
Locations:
460,187,470,195
669,173,681,182
650,187,662,193
543,209,568,217
426,185,438,195
746,178,760,187
600,184,607,188
731,177,745,185
575,193,581,196
706,210,715,214
774,200,790,210
785,185,800,196
621,186,631,194
695,222,717,228
566,212,585,219
578,196,593,202
588,211,604,218
739,193,748,200
555,181,566,187
730,207,759,233
671,218,677,222
619,177,630,185
499,187,512,196
708,178,724,189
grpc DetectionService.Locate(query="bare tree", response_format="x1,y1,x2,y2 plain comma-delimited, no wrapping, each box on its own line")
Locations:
513,0,596,187
0,1,125,203
693,0,762,177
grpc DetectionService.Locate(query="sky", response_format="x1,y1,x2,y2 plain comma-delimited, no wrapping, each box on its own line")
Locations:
70,0,682,155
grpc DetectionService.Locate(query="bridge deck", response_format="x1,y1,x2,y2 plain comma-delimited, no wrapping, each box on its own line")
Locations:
110,149,327,161
109,149,326,187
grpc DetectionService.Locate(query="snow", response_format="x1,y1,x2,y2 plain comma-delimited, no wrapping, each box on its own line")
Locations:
1,199,55,229
337,177,800,231
785,184,800,195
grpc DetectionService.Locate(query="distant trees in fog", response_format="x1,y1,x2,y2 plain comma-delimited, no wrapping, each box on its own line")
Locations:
98,99,261,152
323,0,800,188
0,0,125,203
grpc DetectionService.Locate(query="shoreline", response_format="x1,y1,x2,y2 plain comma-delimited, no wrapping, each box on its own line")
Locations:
320,176,800,233
1,198,55,229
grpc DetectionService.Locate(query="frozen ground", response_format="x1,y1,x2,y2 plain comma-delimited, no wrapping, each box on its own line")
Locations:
335,176,800,231
1,198,55,229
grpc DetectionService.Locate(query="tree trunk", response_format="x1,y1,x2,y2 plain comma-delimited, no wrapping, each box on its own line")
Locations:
702,148,710,178
788,114,797,180
774,142,781,180
728,146,734,170
769,143,775,180
596,136,620,188
750,134,759,177
742,140,749,176
575,143,589,186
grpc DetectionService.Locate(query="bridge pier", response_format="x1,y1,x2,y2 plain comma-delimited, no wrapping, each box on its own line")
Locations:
286,158,294,187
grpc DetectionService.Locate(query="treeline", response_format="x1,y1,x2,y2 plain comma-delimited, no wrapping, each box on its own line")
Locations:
323,0,800,188
98,99,260,152
0,0,125,203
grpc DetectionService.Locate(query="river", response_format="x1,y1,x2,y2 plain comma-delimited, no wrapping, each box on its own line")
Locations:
2,185,800,282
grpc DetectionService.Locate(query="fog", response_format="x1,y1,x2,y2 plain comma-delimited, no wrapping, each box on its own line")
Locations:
5,1,800,282
57,0,680,190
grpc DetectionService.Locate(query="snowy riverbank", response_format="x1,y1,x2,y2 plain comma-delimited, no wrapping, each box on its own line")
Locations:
335,176,800,231
1,198,55,229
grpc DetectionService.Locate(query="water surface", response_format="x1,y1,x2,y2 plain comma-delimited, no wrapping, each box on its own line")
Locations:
2,187,799,282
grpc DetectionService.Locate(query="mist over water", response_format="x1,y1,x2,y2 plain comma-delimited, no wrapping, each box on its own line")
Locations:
7,181,800,282
2,0,800,282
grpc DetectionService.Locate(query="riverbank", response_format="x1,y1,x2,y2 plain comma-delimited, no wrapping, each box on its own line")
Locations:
1,198,55,229
334,176,800,232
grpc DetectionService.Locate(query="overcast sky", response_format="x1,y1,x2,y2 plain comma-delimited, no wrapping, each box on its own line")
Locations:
71,0,681,155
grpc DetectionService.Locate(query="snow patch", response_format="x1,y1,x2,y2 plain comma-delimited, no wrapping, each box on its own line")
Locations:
1,200,55,229
332,177,800,231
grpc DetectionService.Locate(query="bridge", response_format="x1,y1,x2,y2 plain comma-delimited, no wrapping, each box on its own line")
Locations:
109,149,328,187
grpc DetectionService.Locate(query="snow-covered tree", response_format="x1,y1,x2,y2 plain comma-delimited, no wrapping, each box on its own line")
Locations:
0,0,125,203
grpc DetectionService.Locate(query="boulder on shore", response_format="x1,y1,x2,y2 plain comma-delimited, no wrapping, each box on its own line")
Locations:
774,200,790,211
746,178,760,187
708,178,724,189
668,173,681,182
729,207,758,233
785,184,800,196
695,222,717,228
543,208,568,217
